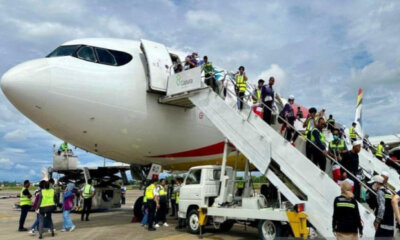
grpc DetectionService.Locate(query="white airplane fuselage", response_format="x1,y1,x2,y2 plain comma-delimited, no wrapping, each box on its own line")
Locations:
1,38,226,170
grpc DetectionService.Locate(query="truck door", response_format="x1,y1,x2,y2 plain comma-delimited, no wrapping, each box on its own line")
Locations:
140,39,173,92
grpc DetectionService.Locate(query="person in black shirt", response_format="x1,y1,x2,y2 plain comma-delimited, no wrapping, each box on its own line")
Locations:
341,140,361,201
332,181,363,239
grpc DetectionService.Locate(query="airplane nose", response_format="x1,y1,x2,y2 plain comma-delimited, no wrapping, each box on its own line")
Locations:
1,59,50,111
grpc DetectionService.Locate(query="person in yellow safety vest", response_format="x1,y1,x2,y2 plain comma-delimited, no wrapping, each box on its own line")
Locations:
155,179,169,227
349,122,360,143
36,181,56,238
310,117,328,172
236,180,245,196
80,179,95,221
145,179,159,231
58,141,69,155
304,107,318,160
328,129,348,161
235,66,248,111
174,177,185,230
202,56,217,92
252,79,264,104
375,141,385,161
18,180,32,231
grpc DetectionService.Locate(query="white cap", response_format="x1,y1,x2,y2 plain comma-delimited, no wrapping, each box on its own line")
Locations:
381,171,389,178
353,140,362,146
368,175,384,184
288,95,295,100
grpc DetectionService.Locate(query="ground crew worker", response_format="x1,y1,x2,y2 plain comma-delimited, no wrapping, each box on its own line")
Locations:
310,117,328,171
202,56,216,92
36,181,55,239
236,180,244,196
145,179,159,231
80,179,95,221
175,178,185,230
369,175,395,238
261,77,275,125
18,180,32,232
235,66,248,110
332,181,363,239
120,184,126,205
328,129,348,161
169,180,176,217
252,79,264,104
376,141,385,161
349,122,360,143
155,179,168,227
304,107,317,160
327,115,335,131
58,141,69,155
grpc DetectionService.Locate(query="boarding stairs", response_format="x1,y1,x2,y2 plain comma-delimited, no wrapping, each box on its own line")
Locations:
159,70,376,238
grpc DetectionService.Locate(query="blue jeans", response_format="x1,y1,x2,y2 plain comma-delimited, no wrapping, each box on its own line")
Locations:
62,210,74,229
31,214,39,230
141,209,148,226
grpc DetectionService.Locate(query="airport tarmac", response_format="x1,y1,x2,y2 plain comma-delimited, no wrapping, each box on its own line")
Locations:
0,189,258,240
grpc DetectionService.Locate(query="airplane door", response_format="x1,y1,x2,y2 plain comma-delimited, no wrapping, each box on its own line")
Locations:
140,39,173,92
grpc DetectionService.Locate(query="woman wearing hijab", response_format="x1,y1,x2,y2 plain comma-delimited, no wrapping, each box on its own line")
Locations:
61,183,76,232
332,181,363,240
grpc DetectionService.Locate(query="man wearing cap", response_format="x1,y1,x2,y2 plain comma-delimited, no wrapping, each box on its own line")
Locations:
341,140,362,201
369,175,395,238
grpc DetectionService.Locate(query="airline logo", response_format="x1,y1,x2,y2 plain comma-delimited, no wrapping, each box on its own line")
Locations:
356,88,363,107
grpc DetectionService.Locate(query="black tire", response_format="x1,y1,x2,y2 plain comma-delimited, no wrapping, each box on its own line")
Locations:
258,220,282,240
218,220,235,232
133,196,144,220
187,209,202,234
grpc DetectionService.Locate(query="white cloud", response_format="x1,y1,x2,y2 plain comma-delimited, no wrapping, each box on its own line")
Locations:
0,158,13,168
3,147,26,153
15,163,28,169
3,129,28,141
29,169,36,176
350,61,400,85
185,10,222,29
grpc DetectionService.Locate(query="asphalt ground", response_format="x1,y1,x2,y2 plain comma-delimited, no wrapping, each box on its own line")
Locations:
0,189,259,240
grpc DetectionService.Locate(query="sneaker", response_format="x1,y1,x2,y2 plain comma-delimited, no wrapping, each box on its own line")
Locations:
28,229,36,235
155,224,160,228
60,229,66,232
69,226,75,232
148,228,156,231
18,228,28,232
163,222,169,227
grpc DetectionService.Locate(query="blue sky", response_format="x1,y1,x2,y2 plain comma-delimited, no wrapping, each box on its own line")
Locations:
0,0,399,181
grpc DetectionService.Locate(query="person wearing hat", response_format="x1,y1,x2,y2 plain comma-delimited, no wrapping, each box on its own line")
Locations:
252,79,264,104
261,76,275,125
235,66,248,110
369,175,395,238
332,181,363,240
381,171,390,186
341,140,362,201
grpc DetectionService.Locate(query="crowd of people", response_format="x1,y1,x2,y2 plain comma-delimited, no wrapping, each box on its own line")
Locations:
17,174,96,239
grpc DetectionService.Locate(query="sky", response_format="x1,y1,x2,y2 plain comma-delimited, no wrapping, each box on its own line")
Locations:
0,0,399,181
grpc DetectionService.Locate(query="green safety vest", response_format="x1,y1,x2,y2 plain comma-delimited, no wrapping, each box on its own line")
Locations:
376,144,384,157
236,74,247,92
176,192,180,204
329,140,346,152
40,189,55,208
159,186,167,196
145,184,155,200
202,62,214,74
305,119,312,136
60,143,69,150
310,128,326,143
19,187,32,206
252,89,261,104
83,184,93,199
237,181,244,189
143,196,147,203
349,127,356,139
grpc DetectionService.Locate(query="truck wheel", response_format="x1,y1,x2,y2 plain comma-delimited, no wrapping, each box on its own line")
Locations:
218,220,235,232
133,196,144,220
187,209,202,234
258,220,282,240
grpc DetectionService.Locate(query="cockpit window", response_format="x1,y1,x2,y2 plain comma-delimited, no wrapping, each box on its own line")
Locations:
110,50,133,66
95,48,117,66
47,45,81,58
77,46,96,62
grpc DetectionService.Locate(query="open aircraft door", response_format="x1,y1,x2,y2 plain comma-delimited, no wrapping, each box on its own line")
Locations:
140,39,173,92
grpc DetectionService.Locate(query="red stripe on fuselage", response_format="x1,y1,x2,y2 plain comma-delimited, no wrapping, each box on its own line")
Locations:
147,141,228,158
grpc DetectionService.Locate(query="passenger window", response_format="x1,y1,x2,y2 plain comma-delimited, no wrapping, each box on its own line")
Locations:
77,46,96,62
185,170,201,185
47,45,81,58
213,170,221,180
95,48,117,65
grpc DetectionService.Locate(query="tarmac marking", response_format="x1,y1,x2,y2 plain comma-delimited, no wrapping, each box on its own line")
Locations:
154,234,221,240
